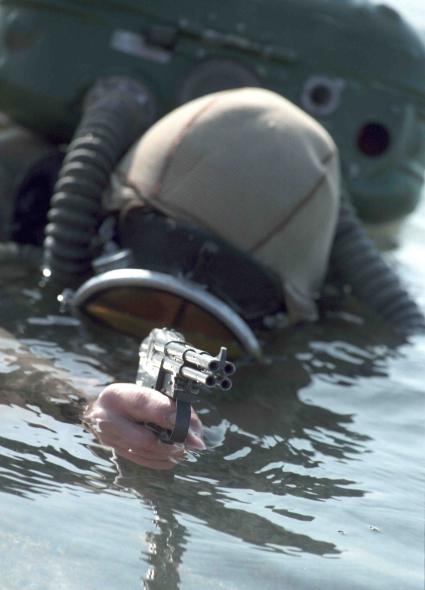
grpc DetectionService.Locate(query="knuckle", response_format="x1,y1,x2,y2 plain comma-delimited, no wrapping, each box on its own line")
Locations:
96,384,119,407
143,436,160,454
84,404,107,423
132,390,151,413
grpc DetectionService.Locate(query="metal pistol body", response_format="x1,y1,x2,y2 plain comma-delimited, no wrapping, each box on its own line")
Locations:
136,328,235,443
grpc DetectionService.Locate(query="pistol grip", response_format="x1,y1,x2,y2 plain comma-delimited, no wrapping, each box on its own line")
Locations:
147,398,191,444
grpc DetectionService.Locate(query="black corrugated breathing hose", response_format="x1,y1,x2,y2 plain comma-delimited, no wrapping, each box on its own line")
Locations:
42,79,154,287
331,198,425,335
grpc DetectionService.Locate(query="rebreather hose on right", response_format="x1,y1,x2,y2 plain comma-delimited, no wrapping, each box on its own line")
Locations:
330,198,425,335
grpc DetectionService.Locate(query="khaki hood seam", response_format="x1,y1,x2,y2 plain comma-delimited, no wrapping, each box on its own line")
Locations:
249,149,337,254
150,95,222,200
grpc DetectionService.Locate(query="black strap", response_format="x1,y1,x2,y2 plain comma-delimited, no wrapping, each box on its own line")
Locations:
150,398,191,444
119,205,285,324
166,398,191,444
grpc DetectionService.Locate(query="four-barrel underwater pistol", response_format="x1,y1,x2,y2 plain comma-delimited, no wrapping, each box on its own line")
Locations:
136,328,235,444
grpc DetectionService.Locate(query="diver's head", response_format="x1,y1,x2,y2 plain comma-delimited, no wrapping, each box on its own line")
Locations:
72,87,424,351
107,88,340,328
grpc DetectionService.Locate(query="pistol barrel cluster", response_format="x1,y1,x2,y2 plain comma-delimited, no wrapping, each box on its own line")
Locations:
165,341,235,391
137,329,237,443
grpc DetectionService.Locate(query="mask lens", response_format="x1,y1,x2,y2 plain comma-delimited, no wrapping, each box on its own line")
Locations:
72,269,262,358
82,286,245,355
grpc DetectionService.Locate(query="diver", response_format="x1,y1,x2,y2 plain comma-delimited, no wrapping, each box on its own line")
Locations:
0,1,422,471
74,87,425,470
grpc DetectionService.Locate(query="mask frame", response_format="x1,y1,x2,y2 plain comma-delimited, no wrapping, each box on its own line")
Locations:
71,268,262,359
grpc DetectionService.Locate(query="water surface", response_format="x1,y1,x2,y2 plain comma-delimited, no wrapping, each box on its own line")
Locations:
1,215,424,590
1,2,424,588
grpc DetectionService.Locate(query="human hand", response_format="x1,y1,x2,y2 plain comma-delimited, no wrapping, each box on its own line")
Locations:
84,383,205,470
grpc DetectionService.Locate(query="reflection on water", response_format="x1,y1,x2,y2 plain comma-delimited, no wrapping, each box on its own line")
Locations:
2,276,423,590
1,112,425,590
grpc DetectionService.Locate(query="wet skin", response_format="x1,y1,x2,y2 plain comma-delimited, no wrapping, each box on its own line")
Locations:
0,326,205,470
84,383,205,470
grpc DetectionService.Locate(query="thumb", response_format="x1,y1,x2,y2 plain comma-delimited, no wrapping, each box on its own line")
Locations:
96,383,177,430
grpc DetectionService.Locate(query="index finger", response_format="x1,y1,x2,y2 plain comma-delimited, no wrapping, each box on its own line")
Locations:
96,383,177,431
